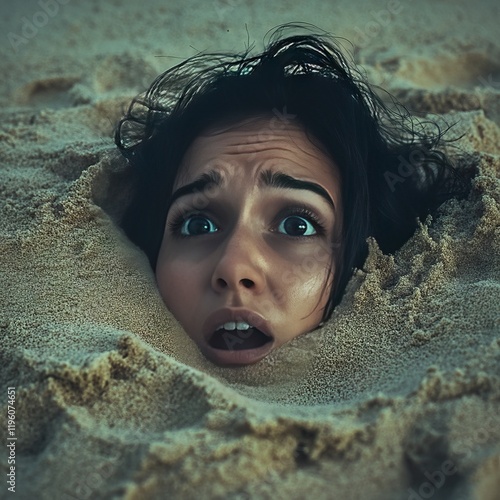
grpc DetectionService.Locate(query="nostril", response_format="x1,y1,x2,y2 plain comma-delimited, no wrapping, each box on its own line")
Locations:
213,277,255,291
240,278,254,288
216,278,228,288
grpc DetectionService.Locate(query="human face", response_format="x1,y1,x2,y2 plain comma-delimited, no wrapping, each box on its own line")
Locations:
156,116,342,366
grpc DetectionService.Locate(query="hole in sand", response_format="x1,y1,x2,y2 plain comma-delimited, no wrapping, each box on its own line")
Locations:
395,52,500,90
16,77,79,109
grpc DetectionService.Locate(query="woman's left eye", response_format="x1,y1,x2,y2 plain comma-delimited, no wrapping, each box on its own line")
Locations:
277,215,317,236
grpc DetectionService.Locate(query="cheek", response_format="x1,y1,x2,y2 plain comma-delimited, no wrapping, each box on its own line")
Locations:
279,246,333,299
155,259,199,316
287,269,331,309
270,254,333,332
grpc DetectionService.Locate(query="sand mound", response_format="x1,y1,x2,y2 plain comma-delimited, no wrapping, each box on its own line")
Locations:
1,1,499,499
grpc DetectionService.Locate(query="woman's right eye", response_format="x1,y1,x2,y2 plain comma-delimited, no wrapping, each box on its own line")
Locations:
179,215,219,236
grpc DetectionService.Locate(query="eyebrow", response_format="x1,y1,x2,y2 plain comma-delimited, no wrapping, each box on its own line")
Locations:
167,170,223,209
259,169,335,209
167,168,335,210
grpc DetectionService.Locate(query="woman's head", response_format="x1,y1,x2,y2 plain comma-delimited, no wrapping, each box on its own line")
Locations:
155,115,342,365
115,26,468,365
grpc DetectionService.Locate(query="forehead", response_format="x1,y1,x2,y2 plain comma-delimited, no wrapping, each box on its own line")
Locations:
175,116,341,199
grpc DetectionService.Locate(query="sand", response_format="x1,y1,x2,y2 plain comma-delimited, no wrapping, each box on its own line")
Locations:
1,0,499,498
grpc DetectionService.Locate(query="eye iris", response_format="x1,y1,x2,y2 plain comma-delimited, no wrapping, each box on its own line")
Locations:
283,216,311,236
184,216,214,235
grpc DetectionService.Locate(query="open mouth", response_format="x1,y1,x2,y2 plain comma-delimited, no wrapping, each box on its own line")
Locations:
202,309,275,365
208,326,272,350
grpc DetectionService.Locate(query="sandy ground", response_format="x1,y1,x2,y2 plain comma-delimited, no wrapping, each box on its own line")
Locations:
1,0,499,498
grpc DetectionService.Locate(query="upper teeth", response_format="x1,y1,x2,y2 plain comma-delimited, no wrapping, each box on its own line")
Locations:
216,322,251,331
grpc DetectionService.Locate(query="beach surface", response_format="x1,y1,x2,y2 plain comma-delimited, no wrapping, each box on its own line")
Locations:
1,1,499,498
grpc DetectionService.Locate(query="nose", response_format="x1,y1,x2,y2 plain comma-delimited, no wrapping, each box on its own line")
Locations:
210,226,266,295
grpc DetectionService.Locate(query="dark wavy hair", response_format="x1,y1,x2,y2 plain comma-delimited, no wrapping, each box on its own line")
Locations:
115,25,471,321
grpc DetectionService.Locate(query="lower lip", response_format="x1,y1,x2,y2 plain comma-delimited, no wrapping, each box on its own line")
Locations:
201,341,275,366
